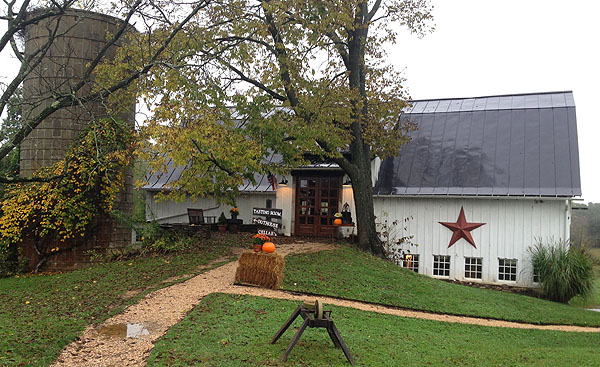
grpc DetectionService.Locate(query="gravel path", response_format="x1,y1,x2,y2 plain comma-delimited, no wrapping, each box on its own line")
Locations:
51,242,600,367
223,287,600,333
51,242,337,367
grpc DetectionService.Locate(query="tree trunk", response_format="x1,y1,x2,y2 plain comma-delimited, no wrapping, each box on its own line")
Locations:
348,160,384,256
341,2,384,256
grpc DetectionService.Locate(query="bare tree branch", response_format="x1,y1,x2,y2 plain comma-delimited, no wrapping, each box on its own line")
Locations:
0,0,212,165
191,138,234,176
218,57,286,101
366,0,383,22
0,15,63,118
325,30,349,68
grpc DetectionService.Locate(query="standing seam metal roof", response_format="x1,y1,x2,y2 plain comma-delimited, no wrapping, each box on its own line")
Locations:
142,157,277,193
141,156,339,193
373,91,581,197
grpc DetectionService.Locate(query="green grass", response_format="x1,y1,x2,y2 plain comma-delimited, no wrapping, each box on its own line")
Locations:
0,240,238,367
148,293,600,367
570,247,600,308
570,279,600,308
282,246,600,326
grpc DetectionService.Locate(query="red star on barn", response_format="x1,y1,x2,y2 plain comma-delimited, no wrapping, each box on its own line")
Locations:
439,207,485,248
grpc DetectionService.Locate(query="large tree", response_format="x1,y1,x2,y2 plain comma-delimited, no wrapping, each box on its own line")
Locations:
141,0,433,254
0,0,215,183
0,0,219,270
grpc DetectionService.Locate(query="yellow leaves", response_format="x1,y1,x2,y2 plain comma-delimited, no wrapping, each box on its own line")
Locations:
0,118,134,255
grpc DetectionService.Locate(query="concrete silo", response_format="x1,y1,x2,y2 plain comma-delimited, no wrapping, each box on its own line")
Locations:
20,9,135,270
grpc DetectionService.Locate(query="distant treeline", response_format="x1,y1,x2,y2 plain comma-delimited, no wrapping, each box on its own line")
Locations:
571,202,600,248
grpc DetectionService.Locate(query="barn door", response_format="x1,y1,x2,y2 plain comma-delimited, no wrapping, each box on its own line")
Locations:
295,176,341,236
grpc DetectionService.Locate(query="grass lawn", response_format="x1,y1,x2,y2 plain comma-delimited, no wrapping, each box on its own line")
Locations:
282,246,600,326
570,247,600,308
148,293,600,367
570,278,600,308
0,237,240,367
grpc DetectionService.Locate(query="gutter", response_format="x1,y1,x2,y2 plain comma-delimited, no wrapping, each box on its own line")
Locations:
372,194,576,201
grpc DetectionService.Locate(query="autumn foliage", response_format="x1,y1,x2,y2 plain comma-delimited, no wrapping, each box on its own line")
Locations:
0,118,134,269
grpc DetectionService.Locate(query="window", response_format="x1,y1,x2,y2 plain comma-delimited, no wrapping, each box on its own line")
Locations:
433,255,450,277
498,258,517,281
402,254,419,273
465,257,482,279
533,266,540,283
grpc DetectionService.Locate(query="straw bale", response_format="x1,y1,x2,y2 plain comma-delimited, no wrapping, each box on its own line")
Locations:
235,251,285,289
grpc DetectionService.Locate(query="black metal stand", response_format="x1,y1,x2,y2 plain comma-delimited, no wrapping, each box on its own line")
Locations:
270,303,355,364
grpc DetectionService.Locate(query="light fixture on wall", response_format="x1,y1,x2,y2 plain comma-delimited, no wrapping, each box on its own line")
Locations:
279,177,289,186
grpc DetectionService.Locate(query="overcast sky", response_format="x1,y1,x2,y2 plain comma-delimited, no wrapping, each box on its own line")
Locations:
391,0,600,203
1,0,598,202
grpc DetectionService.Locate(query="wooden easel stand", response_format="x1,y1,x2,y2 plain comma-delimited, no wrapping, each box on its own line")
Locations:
270,304,355,365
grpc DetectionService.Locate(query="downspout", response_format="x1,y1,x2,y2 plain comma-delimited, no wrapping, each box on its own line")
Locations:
565,199,571,244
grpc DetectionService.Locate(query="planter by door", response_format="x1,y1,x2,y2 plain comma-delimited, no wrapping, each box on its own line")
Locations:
294,175,341,236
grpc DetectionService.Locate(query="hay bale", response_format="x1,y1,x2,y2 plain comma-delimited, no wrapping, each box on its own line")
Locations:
235,251,285,289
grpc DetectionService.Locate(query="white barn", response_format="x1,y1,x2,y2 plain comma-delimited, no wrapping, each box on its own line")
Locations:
143,91,581,287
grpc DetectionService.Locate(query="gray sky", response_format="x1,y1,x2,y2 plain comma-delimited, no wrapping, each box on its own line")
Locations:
1,0,598,202
391,0,600,202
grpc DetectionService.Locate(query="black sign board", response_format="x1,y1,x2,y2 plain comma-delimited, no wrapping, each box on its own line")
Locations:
258,229,278,237
253,217,280,229
253,207,283,237
252,208,283,218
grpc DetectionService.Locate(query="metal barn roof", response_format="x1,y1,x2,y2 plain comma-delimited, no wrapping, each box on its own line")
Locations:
142,156,338,193
142,157,276,193
374,91,581,197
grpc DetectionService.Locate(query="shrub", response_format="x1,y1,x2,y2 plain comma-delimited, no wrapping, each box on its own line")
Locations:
529,240,594,303
148,232,195,253
0,244,21,277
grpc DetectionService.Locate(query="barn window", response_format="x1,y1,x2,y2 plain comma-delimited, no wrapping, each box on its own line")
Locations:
498,258,517,281
464,257,482,279
533,266,540,283
433,255,450,277
402,254,419,273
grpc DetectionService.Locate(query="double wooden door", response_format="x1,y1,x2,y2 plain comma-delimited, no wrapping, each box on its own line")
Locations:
295,175,341,236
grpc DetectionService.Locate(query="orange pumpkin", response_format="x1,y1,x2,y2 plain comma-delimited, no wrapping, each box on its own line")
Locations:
262,242,276,253
333,218,343,225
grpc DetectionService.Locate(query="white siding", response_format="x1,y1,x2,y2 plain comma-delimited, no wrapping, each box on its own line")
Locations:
276,174,294,236
373,197,571,286
145,192,276,224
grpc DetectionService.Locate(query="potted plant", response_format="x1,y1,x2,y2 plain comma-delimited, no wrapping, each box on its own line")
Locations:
252,233,271,252
230,207,240,220
218,212,227,233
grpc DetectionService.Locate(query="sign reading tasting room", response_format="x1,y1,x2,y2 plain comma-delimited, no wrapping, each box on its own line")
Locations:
253,207,282,237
